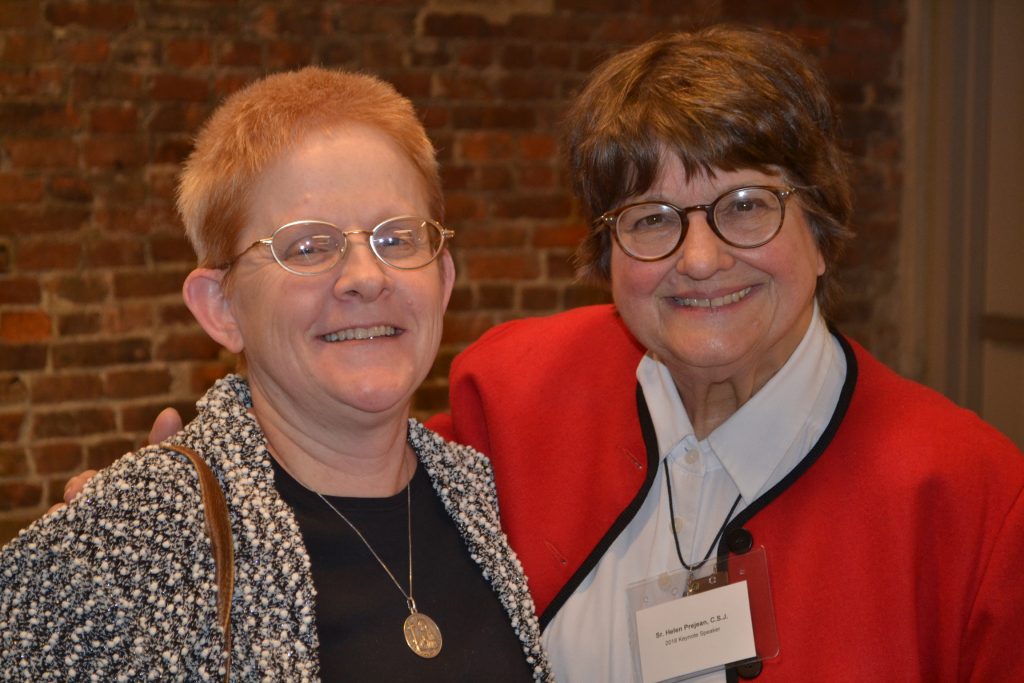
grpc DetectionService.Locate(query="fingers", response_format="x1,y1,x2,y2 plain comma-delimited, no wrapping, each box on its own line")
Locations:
47,502,66,515
63,469,98,504
148,407,184,445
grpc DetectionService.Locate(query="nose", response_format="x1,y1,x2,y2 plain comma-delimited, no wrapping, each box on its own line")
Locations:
333,232,390,300
673,212,734,280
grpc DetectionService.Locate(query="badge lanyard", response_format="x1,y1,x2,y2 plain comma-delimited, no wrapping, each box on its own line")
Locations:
663,458,742,584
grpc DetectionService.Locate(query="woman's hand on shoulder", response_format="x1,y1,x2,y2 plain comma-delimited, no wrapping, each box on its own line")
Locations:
46,407,184,514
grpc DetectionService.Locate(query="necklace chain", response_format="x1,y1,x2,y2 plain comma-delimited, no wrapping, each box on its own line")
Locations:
315,484,417,612
290,454,444,657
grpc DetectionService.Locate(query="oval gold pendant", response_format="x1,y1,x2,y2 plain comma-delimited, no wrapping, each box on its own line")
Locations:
404,612,443,658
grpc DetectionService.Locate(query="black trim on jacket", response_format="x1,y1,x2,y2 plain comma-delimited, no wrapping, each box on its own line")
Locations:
538,383,662,627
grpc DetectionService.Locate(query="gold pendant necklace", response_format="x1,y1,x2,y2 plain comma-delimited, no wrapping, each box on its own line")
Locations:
312,463,443,659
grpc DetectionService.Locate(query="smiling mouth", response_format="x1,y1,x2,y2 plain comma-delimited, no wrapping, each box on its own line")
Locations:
321,325,398,342
672,286,752,309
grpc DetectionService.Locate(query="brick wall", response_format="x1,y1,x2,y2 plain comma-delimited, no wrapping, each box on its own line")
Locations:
0,0,906,542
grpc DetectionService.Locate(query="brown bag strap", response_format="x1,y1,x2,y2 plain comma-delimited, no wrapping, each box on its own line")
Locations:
166,444,234,682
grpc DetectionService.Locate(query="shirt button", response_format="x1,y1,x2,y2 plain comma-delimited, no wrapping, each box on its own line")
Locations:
726,528,754,554
685,449,698,465
673,516,686,530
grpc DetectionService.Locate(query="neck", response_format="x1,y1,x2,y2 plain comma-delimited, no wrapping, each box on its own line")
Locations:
246,378,415,498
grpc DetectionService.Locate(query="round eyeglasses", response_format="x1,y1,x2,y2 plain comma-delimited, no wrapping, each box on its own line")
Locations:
594,186,796,261
221,216,454,275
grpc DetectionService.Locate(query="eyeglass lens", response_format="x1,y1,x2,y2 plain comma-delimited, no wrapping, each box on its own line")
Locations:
271,218,445,274
615,187,784,258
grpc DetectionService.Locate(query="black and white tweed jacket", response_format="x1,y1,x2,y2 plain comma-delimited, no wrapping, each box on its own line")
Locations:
0,375,552,681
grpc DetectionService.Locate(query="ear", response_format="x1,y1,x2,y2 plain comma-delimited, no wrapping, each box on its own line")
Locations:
438,249,456,312
183,269,245,354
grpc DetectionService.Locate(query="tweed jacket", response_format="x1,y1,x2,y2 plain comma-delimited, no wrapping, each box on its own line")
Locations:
0,375,551,682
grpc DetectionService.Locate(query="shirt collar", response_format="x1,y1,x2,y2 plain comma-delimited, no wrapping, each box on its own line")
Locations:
637,304,844,503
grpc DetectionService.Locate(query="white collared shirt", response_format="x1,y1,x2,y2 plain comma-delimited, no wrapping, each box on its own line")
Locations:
543,307,846,682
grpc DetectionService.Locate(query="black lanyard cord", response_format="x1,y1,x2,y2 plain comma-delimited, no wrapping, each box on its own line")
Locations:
663,457,743,571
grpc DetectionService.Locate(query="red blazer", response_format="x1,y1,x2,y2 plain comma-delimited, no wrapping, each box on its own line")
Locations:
430,304,1024,682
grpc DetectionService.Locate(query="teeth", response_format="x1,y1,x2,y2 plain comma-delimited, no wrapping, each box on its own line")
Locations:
675,287,752,309
322,325,397,342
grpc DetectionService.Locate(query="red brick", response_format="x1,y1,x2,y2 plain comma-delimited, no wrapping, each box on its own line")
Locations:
442,312,499,344
519,164,557,189
0,446,28,477
104,368,171,399
465,104,536,129
6,138,78,168
444,193,487,221
0,311,51,343
0,102,78,131
422,13,496,39
0,411,24,441
0,517,37,545
0,345,46,372
1,34,55,64
15,240,81,271
159,302,197,325
149,103,207,133
497,194,572,220
113,270,187,298
58,36,111,63
266,40,313,69
31,374,103,403
150,74,209,102
57,312,102,336
86,438,135,469
565,283,612,308
0,173,43,202
32,408,116,439
533,222,588,248
218,40,262,67
155,136,194,163
89,104,138,133
456,225,527,249
156,332,223,361
478,284,515,309
50,176,93,203
460,132,515,162
166,38,211,67
498,74,555,100
0,375,29,405
0,204,89,236
32,442,83,474
0,276,43,305
52,274,109,304
83,238,146,268
546,251,577,279
464,251,540,280
522,286,559,310
0,482,41,510
50,339,150,369
120,400,196,433
500,44,535,70
519,133,556,161
190,361,235,394
45,1,136,29
477,166,513,191
82,136,147,168
102,303,156,334
0,2,37,29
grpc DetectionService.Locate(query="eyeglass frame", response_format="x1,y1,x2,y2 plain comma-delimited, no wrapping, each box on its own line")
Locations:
593,185,797,261
217,216,455,276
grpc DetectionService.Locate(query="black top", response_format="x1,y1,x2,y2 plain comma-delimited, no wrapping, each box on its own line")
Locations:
272,458,534,681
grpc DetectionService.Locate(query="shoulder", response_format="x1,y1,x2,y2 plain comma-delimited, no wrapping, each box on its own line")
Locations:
450,304,645,394
844,338,1021,465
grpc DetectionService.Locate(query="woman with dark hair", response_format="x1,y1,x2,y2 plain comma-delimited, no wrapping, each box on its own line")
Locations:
444,25,1024,682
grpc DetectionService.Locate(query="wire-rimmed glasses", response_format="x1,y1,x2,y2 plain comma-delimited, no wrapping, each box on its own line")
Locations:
594,186,796,261
221,216,454,275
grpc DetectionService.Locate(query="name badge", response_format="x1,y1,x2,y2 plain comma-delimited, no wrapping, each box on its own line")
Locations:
626,547,778,683
635,580,755,682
